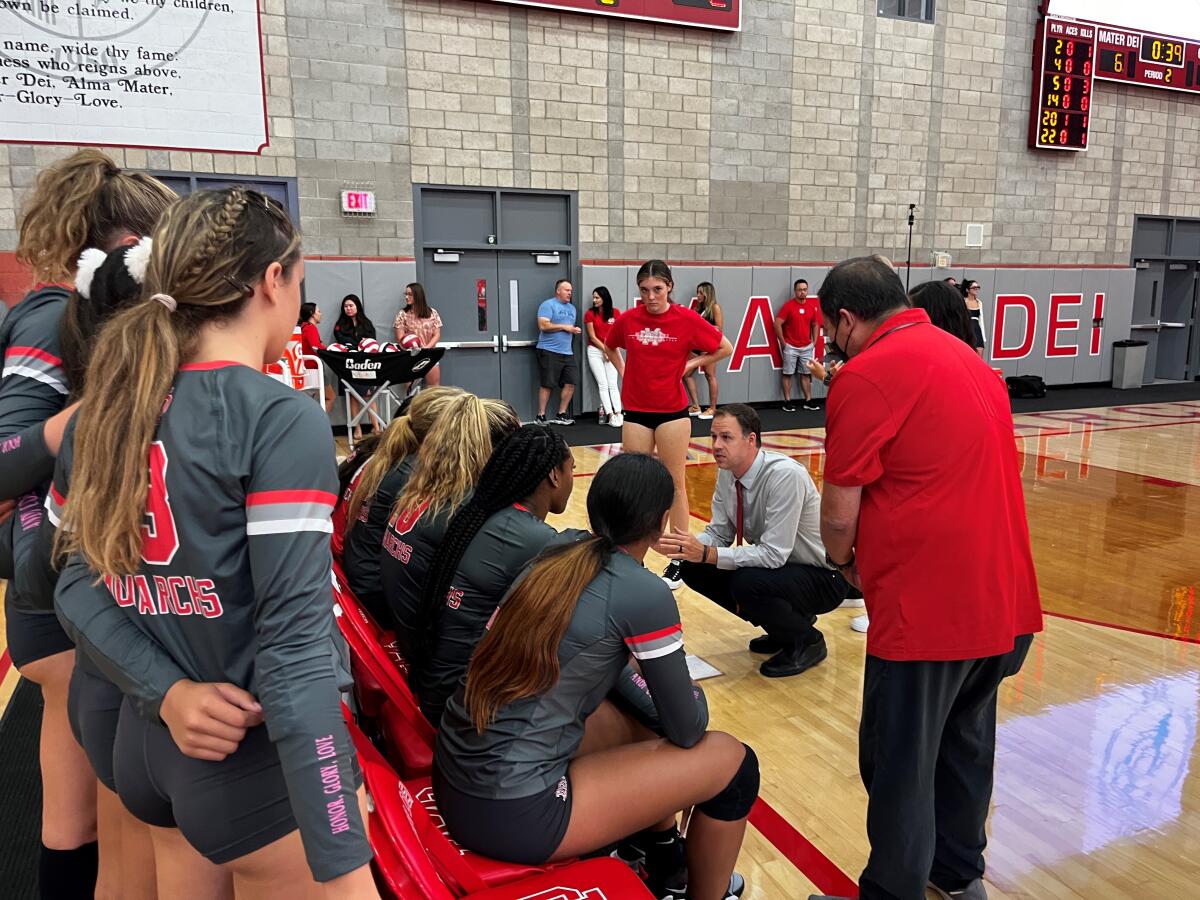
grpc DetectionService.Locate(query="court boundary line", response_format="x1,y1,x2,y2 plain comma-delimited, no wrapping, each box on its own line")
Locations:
749,797,860,897
1044,611,1200,646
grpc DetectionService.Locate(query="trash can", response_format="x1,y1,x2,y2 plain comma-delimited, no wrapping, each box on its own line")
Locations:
1112,340,1148,390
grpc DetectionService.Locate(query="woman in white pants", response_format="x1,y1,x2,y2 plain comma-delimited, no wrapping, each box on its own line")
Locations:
585,286,624,426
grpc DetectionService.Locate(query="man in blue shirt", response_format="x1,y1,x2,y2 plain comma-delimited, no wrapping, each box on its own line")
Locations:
535,279,580,425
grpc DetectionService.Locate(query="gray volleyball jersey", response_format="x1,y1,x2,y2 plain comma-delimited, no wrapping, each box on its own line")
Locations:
0,286,68,581
435,548,707,799
50,361,369,882
398,502,587,725
379,494,458,658
342,455,415,620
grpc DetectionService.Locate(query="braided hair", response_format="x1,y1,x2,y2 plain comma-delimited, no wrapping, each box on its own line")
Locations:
416,425,571,663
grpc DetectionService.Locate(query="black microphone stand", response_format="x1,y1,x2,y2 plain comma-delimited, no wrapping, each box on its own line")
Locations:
905,203,916,292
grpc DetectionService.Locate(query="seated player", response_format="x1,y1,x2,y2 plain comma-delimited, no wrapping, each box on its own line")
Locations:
403,425,583,725
435,452,758,900
340,386,462,623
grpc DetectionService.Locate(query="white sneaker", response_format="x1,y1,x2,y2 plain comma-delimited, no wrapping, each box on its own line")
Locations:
839,597,866,609
851,614,869,633
609,413,624,427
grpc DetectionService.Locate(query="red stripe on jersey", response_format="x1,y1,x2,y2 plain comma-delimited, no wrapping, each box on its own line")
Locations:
50,484,66,504
179,360,244,371
5,346,64,366
247,489,337,507
624,623,683,645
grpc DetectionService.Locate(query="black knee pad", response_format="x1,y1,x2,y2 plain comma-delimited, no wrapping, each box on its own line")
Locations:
697,743,759,822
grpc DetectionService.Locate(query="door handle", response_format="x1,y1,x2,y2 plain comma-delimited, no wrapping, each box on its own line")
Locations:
493,334,500,353
501,334,509,352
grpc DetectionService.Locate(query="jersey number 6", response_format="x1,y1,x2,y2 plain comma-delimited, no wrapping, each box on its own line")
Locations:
143,441,181,566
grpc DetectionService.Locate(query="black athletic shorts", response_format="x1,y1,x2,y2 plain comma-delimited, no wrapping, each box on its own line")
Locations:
536,349,578,389
432,767,573,866
5,599,74,670
622,408,690,431
68,664,123,792
113,698,299,864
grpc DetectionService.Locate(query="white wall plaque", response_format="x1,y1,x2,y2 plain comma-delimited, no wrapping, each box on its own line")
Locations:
1,0,269,154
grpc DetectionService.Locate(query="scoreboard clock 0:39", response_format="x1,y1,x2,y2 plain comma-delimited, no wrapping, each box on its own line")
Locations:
1029,18,1096,151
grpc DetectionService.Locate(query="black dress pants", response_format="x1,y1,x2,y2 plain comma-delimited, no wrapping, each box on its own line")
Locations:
678,561,848,649
857,634,1034,900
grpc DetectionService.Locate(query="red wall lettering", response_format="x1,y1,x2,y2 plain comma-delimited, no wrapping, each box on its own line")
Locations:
1090,292,1105,355
992,294,1037,360
1046,293,1082,358
728,296,783,373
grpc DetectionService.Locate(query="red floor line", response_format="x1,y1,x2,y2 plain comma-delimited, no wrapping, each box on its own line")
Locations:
0,648,10,683
1013,418,1200,438
749,798,859,897
1044,610,1200,645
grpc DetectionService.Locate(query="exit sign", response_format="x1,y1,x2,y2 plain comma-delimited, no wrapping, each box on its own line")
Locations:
340,190,376,215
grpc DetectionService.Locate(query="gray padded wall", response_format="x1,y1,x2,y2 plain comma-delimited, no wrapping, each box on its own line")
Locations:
361,261,416,343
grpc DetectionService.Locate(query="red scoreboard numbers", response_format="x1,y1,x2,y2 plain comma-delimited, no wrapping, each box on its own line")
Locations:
1030,18,1096,151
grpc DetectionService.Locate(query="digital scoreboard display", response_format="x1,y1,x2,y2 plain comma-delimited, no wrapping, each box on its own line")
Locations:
1030,18,1096,151
1094,26,1200,92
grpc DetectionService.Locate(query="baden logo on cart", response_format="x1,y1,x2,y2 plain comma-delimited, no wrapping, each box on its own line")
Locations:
345,358,381,379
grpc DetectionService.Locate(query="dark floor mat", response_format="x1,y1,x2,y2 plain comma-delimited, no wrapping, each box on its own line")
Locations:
0,677,43,899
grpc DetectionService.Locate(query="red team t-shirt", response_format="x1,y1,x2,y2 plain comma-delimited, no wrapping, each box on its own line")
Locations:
823,307,1043,662
605,303,722,412
778,298,819,348
300,322,323,370
584,307,620,344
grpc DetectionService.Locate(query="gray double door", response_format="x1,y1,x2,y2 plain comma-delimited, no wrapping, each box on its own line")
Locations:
1132,260,1199,382
417,188,577,420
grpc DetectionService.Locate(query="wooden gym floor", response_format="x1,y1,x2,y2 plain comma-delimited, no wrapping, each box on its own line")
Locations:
2,398,1198,898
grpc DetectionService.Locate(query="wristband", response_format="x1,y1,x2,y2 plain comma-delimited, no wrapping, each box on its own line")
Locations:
702,545,710,564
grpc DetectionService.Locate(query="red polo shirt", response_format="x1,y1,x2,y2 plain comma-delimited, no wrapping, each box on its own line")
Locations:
824,307,1042,661
777,298,819,347
605,303,721,413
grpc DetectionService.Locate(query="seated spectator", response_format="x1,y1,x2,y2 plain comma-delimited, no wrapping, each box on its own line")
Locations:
298,301,335,410
402,426,584,725
435,452,757,900
394,282,443,387
340,387,462,624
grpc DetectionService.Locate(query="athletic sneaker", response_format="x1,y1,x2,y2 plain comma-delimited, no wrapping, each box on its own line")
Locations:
698,409,715,420
688,407,702,417
662,560,683,590
661,872,746,899
851,614,869,633
535,415,548,426
609,413,624,427
782,403,796,412
839,596,866,609
803,402,820,410
554,411,574,426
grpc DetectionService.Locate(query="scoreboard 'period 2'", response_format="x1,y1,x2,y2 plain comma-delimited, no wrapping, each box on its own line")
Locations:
1030,18,1096,151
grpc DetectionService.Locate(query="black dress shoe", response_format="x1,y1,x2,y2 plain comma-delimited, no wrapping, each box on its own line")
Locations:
760,638,827,678
748,634,785,654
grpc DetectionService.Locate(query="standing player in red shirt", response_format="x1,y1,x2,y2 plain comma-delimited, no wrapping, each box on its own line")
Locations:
810,256,1042,900
602,260,732,589
773,279,821,411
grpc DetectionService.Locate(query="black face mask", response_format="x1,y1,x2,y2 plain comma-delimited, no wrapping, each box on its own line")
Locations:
827,312,853,362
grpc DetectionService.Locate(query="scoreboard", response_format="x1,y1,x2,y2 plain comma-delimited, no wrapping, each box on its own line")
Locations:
1032,2,1200,151
1030,18,1095,151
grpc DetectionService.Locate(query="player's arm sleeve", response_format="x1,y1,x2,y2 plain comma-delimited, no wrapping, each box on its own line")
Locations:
0,421,54,499
0,301,68,439
715,465,803,570
609,662,708,737
823,371,896,488
617,581,708,748
248,396,371,882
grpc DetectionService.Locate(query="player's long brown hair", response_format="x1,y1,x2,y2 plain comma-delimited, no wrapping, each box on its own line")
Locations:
393,395,519,519
16,149,176,285
345,386,463,527
465,452,676,732
58,188,301,577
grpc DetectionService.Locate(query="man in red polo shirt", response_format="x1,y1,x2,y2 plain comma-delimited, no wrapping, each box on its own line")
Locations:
808,256,1042,900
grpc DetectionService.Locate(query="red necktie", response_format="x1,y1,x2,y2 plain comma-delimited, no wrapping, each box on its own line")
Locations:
735,480,745,547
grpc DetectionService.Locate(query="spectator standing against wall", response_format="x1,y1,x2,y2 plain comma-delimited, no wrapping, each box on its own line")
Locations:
685,282,723,419
774,279,821,411
961,279,986,358
535,279,580,426
810,256,1042,900
584,286,623,427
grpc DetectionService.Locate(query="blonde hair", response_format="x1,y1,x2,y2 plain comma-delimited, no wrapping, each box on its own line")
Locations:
695,282,717,318
345,386,463,526
58,188,301,577
17,149,176,284
393,396,519,518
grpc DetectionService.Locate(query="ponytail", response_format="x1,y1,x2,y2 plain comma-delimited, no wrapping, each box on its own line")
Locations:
58,188,299,576
417,426,569,664
465,537,610,732
16,149,175,284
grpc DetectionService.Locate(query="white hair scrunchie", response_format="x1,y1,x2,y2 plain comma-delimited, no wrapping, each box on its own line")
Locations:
150,293,177,312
